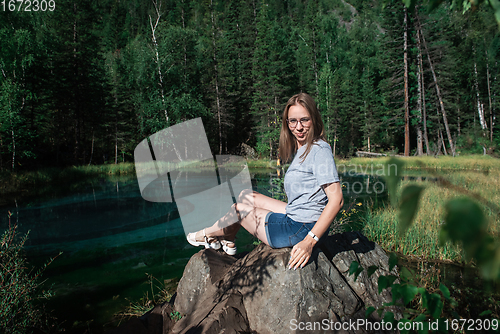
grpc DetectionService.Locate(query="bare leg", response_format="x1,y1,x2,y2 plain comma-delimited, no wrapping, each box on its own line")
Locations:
194,191,286,244
238,190,286,214
203,203,272,245
239,206,272,246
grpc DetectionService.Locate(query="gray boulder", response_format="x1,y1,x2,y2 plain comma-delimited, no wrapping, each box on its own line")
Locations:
171,231,401,334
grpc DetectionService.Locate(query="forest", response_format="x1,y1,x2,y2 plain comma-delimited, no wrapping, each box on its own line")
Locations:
0,0,499,170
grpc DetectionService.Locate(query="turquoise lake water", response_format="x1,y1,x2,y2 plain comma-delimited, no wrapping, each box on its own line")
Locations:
0,168,385,333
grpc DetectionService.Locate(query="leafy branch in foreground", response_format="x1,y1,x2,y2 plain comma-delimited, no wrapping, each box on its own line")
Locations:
350,157,500,333
0,212,60,334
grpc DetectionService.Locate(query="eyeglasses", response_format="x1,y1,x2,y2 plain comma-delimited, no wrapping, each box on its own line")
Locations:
286,117,311,128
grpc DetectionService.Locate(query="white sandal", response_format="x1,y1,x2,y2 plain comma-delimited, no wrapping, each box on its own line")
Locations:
187,229,221,250
220,239,237,256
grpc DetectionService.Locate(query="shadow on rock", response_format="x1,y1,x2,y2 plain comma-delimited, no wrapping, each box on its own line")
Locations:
172,231,401,334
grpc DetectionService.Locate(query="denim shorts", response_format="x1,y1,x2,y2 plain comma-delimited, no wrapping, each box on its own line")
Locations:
264,212,317,248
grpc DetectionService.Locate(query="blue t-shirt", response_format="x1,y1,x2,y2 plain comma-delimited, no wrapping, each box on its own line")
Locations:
284,139,340,223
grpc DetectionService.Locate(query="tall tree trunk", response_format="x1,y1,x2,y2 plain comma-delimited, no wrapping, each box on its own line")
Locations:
440,130,448,155
422,71,430,153
403,6,410,157
414,12,428,155
181,1,188,86
73,3,81,163
419,44,430,155
417,17,456,156
210,0,222,154
486,48,493,143
312,28,319,96
473,54,487,130
150,0,168,123
434,130,442,157
415,27,423,156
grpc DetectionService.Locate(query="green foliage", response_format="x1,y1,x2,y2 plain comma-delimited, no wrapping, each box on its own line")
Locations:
0,0,499,169
116,275,177,320
0,213,57,333
382,157,406,207
398,185,424,235
402,0,500,27
270,176,287,202
169,311,182,321
440,198,500,280
358,157,500,330
348,260,364,281
456,128,496,155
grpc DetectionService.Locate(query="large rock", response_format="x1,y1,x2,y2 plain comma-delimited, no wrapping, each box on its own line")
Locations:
174,248,239,315
171,231,401,334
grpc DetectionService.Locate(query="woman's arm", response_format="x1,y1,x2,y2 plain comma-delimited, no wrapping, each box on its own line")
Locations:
288,182,344,270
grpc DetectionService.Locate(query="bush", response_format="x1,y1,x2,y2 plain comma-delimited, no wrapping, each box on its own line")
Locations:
0,213,56,333
456,127,497,155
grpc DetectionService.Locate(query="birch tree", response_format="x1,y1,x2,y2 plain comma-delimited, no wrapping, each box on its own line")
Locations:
416,15,456,156
149,0,168,124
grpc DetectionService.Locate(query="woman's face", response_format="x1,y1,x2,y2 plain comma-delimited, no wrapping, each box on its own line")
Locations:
287,104,312,148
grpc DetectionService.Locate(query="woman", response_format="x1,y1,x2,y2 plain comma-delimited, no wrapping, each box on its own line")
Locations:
187,93,343,270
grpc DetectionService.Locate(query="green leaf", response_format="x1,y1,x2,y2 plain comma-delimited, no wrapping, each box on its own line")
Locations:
427,293,443,319
413,314,427,322
388,252,399,271
378,275,398,293
440,198,487,261
348,261,364,281
427,0,445,12
490,0,500,27
400,266,414,282
400,284,419,305
416,324,429,334
398,318,412,334
382,158,405,207
421,290,430,309
367,265,378,277
390,283,402,303
479,310,492,316
401,0,417,9
365,306,376,318
439,283,450,300
383,311,395,324
398,185,424,235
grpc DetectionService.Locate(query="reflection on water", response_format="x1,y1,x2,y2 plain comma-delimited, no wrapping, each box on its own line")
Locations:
0,169,386,333
1,180,191,254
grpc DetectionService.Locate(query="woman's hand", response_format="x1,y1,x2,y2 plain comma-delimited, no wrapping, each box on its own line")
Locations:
288,237,316,270
287,182,343,270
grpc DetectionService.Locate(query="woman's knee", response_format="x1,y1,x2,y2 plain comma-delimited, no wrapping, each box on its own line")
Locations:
234,202,253,219
237,189,256,205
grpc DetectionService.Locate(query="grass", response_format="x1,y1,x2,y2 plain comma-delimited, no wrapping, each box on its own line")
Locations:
355,156,500,262
339,155,500,321
338,154,500,172
114,276,177,322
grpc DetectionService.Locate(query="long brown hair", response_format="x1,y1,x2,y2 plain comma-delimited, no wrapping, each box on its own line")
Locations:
278,93,325,164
